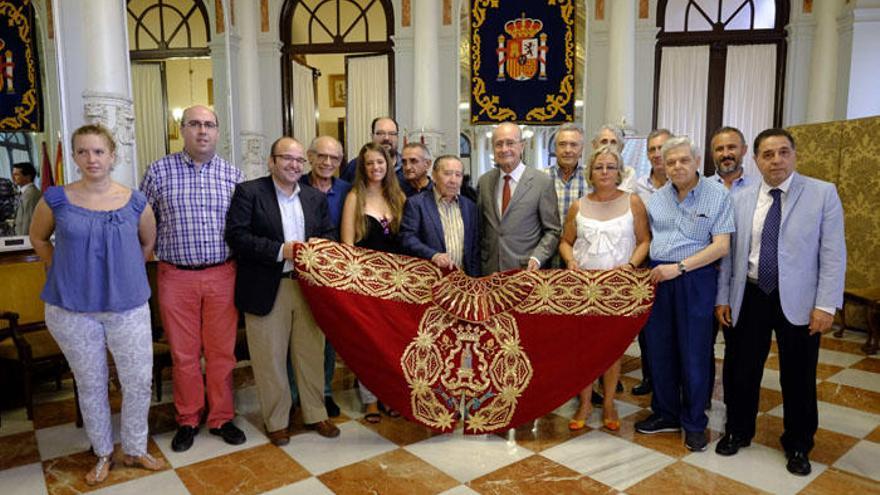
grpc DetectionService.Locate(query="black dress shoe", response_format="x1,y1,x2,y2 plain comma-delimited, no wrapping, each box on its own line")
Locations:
632,379,652,396
590,390,604,406
715,433,751,456
325,396,341,418
171,425,199,452
209,421,246,445
786,450,812,476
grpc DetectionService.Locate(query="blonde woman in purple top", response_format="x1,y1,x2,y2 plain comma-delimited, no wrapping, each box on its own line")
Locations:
29,125,164,485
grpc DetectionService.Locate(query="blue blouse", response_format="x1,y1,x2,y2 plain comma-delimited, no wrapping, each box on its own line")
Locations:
40,186,151,312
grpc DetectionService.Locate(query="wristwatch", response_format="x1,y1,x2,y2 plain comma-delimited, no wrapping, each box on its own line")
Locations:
677,260,687,274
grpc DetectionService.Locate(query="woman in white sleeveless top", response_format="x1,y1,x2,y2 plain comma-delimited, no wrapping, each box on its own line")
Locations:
559,145,651,431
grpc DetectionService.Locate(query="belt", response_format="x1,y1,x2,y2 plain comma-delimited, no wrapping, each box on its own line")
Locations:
171,260,229,271
283,271,298,280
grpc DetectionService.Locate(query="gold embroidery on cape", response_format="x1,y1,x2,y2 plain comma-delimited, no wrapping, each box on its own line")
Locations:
401,307,533,433
516,269,653,316
431,270,534,322
294,240,441,304
295,240,654,317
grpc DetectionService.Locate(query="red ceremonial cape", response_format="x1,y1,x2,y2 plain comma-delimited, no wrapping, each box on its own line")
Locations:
294,240,655,434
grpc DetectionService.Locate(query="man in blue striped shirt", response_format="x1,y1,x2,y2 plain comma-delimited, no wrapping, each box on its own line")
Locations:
634,136,734,453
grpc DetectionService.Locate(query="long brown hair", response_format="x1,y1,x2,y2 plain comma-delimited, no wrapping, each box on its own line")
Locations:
351,142,405,243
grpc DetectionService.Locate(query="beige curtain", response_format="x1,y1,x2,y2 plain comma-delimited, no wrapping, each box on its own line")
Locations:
131,63,166,182
723,44,777,178
346,54,389,160
657,46,710,160
292,61,317,155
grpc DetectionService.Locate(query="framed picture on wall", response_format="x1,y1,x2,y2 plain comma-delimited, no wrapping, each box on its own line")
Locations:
207,78,214,105
329,74,346,108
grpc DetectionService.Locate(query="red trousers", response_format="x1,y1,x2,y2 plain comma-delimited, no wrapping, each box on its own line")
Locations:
158,261,238,428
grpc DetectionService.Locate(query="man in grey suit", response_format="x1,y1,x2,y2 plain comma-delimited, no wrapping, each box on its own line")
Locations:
477,122,561,274
715,128,846,476
12,162,41,236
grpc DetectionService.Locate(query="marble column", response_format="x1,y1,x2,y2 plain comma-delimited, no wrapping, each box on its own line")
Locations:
605,0,636,127
209,32,241,165
783,15,815,126
410,0,443,155
236,1,266,179
806,0,844,123
842,1,880,119
54,0,137,186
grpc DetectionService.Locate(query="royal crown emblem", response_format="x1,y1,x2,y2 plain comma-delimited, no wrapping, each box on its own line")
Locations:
496,13,548,82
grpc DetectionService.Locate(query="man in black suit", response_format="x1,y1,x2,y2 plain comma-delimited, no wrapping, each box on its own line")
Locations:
226,137,339,446
400,155,480,276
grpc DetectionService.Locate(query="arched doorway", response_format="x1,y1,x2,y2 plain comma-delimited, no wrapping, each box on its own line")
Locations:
127,0,212,176
279,0,395,157
653,0,790,175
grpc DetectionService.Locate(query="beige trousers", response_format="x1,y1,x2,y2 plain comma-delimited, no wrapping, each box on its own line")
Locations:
245,279,327,430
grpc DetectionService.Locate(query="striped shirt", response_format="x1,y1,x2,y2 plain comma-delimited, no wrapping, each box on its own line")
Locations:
545,164,589,219
434,189,464,268
647,176,734,262
140,151,244,266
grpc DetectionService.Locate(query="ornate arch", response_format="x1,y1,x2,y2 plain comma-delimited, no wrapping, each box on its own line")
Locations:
653,0,790,173
128,0,211,60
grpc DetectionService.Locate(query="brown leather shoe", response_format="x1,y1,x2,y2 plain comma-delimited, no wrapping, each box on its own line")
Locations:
287,405,298,434
267,429,290,446
305,420,340,438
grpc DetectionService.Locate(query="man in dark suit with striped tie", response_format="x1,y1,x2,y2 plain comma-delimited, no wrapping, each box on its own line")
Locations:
399,155,480,276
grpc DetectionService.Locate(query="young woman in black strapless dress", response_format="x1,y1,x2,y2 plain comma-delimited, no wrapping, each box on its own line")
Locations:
340,142,406,423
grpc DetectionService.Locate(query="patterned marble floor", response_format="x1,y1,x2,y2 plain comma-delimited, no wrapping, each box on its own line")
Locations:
1,329,878,494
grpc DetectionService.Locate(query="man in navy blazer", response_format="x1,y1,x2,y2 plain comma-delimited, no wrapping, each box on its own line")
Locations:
226,137,341,446
400,155,480,276
715,128,846,476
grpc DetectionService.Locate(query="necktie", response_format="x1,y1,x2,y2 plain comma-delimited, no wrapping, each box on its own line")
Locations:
758,188,782,294
501,175,512,215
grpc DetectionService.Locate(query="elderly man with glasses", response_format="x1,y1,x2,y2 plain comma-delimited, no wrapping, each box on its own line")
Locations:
226,136,341,445
141,105,246,452
288,135,352,419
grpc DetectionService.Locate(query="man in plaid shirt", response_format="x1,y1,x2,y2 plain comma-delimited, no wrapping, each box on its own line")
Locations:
545,123,589,269
140,105,246,452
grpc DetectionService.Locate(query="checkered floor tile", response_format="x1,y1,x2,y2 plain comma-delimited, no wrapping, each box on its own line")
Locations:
1,329,878,494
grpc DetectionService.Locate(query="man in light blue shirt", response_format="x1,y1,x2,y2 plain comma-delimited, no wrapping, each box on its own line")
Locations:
635,136,734,453
711,126,756,192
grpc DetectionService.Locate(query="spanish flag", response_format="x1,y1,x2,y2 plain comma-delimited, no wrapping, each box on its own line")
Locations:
54,141,63,186
39,141,54,192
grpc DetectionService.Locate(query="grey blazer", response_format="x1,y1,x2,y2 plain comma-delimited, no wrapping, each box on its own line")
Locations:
14,184,41,236
716,172,846,326
477,165,561,274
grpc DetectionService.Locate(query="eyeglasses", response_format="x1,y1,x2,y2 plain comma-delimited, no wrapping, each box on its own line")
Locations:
374,131,398,138
182,120,218,130
314,153,341,163
493,139,521,149
273,154,307,165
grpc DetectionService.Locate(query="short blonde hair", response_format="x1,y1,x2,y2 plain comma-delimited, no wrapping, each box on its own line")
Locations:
586,145,623,188
71,124,117,154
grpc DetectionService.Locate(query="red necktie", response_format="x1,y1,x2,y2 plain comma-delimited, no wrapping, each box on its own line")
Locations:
501,174,512,215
